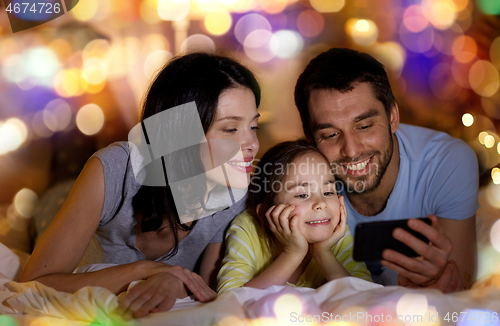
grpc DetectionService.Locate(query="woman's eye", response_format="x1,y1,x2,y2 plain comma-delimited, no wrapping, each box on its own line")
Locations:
224,128,237,133
295,193,309,199
251,126,260,131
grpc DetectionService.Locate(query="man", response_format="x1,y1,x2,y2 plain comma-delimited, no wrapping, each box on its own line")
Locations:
294,48,478,292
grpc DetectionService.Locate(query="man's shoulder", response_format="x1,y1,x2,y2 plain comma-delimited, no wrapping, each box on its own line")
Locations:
397,124,474,163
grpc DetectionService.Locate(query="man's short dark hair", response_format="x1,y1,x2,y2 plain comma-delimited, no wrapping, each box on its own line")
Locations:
294,48,396,142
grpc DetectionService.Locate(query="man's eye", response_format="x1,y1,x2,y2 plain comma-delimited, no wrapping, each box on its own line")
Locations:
359,124,372,130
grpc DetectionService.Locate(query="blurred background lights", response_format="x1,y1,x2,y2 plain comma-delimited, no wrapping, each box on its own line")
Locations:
491,167,500,185
310,0,345,13
2,55,25,84
259,0,288,14
82,39,111,63
469,60,500,97
31,112,54,138
479,131,489,145
144,50,173,79
273,294,303,322
396,293,428,317
423,0,457,30
296,10,324,37
462,113,474,127
180,34,216,54
346,19,379,46
270,30,304,59
13,188,39,219
429,63,461,100
399,24,435,53
452,35,477,64
76,104,105,136
82,58,108,85
244,30,275,62
491,219,500,253
371,42,406,76
21,47,60,85
486,182,500,209
234,14,272,45
484,135,495,149
0,120,25,155
403,5,429,33
158,0,190,21
478,0,500,15
204,9,232,36
491,37,500,70
43,99,72,132
72,0,99,21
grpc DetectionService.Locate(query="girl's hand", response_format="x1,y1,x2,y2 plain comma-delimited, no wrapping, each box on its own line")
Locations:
265,204,308,257
311,196,347,258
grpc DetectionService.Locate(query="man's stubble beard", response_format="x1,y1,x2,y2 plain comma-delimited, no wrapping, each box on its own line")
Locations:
335,128,394,195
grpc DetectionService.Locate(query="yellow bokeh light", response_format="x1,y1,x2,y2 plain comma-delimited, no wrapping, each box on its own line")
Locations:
423,0,457,30
462,113,474,127
6,118,28,143
273,294,303,322
486,183,500,209
204,9,232,36
158,0,190,21
13,188,39,218
453,0,469,11
498,142,500,154
491,219,500,252
479,131,489,145
54,69,84,98
346,19,378,46
259,0,288,14
82,58,108,85
81,79,106,94
490,37,500,70
48,39,72,63
396,293,428,317
140,0,162,24
491,168,500,184
371,42,406,76
82,39,111,63
485,135,496,148
0,120,24,154
76,104,105,136
310,0,344,13
72,0,99,21
469,60,500,97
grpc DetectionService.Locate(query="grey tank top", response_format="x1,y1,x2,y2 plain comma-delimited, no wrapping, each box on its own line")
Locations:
79,142,246,272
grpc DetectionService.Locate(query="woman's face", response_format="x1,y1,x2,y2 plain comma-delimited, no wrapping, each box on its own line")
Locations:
201,87,260,190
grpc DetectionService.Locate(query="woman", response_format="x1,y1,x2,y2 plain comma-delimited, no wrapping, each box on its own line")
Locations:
20,53,261,318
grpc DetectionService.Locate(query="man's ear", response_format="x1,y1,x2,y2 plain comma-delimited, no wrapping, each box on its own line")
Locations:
389,103,400,134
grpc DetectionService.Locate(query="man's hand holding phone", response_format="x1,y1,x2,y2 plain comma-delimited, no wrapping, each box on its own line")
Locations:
380,215,458,290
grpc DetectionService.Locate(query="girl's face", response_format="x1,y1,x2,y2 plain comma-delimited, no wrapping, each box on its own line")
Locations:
201,87,260,190
277,152,341,243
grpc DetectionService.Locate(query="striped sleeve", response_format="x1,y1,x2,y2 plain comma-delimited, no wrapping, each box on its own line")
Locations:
333,227,373,282
217,215,259,293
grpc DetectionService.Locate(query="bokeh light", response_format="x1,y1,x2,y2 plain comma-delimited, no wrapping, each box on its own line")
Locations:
297,10,324,38
180,34,216,54
403,5,429,33
234,14,272,45
371,42,406,76
72,0,99,21
83,39,111,63
491,219,500,253
452,56,477,89
0,315,17,326
21,47,60,85
399,24,434,53
485,135,496,148
204,9,232,36
31,111,54,138
270,30,304,59
452,35,477,64
13,188,39,218
422,0,457,30
462,113,474,127
396,293,428,317
76,104,105,136
141,34,170,55
469,60,500,97
54,69,85,98
491,167,500,184
43,99,72,132
273,294,303,322
158,0,190,21
259,0,287,14
144,50,173,79
244,30,275,63
478,0,500,15
486,182,500,209
141,0,162,24
82,58,108,85
429,63,461,100
310,0,345,13
490,37,500,70
346,19,379,47
434,24,464,55
0,120,26,155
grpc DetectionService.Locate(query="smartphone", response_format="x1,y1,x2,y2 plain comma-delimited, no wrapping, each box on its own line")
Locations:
353,218,432,262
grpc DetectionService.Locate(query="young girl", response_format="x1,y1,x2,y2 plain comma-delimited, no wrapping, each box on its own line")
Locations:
217,140,371,293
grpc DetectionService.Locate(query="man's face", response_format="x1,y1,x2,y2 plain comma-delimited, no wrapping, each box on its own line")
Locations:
308,83,399,194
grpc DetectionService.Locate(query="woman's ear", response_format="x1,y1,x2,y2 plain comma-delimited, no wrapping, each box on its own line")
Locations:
256,204,263,218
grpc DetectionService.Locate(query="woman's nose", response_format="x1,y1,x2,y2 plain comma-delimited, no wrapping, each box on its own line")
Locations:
240,132,259,153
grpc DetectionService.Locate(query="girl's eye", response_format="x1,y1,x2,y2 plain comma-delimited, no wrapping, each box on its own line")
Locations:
324,191,336,196
295,193,309,199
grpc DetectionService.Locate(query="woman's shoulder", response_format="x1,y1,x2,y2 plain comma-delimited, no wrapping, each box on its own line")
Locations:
92,141,130,163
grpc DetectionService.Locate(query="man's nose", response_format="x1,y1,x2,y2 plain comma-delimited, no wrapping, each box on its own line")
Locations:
340,133,363,160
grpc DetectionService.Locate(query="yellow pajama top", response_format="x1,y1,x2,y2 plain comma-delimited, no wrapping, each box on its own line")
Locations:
217,210,372,293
